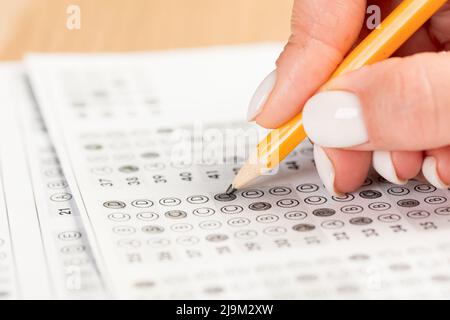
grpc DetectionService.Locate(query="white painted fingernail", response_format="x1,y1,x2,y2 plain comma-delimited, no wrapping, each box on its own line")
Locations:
313,144,341,196
422,156,449,189
247,70,276,121
372,151,407,185
303,91,368,148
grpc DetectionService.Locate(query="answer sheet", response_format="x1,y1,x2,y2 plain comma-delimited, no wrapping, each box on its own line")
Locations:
24,44,450,299
0,65,106,299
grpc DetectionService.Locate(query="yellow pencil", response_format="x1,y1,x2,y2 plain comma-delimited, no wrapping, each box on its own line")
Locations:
227,0,447,194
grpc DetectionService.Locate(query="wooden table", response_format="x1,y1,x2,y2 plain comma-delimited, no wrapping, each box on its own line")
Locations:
0,0,292,60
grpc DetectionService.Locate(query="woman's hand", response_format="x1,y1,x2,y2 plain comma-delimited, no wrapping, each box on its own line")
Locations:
247,0,450,195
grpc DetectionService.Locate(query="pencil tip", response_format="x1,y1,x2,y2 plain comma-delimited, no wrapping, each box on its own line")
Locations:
225,184,237,195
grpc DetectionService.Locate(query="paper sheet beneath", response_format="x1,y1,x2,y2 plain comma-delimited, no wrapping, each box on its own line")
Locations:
2,43,446,299
0,64,106,299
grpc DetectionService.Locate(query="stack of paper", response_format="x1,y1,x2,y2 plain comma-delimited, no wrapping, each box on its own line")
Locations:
0,44,449,299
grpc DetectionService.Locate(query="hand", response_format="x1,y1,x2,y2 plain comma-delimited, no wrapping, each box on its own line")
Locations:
247,0,450,195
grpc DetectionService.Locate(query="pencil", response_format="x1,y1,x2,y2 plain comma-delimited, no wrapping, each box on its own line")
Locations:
227,0,447,194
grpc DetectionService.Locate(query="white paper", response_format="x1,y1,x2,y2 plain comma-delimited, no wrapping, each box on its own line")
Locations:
25,44,450,299
0,64,106,299
0,154,20,299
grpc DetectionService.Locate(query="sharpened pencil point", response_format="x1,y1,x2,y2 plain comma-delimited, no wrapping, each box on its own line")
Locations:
225,184,237,195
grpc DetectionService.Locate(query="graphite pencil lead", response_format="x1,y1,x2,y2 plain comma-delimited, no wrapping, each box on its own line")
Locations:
225,184,237,195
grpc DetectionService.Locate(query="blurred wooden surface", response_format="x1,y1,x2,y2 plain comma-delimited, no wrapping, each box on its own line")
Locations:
0,0,292,60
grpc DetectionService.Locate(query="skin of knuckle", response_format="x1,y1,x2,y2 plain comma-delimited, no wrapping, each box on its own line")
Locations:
380,61,435,148
366,54,449,149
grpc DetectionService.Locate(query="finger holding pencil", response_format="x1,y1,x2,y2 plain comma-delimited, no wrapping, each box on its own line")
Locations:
227,0,450,195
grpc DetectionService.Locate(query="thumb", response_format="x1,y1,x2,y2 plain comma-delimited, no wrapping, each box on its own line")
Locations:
303,52,450,151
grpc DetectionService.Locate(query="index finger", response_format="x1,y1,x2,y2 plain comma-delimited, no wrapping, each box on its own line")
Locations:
252,0,367,128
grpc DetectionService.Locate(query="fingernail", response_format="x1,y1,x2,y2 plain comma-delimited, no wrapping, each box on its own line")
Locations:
372,151,407,185
422,156,449,189
313,144,341,196
247,70,276,121
303,91,368,148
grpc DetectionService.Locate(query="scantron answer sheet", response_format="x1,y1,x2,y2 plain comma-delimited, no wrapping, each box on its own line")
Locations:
0,64,106,299
24,44,450,299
